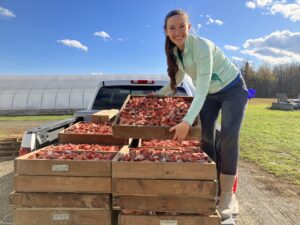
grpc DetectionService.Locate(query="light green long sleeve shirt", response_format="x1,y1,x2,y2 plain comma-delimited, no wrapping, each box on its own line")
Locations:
158,34,239,125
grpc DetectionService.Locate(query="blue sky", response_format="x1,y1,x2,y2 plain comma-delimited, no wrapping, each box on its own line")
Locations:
0,0,300,75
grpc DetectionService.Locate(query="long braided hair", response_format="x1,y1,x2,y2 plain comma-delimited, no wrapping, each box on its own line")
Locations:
164,9,189,95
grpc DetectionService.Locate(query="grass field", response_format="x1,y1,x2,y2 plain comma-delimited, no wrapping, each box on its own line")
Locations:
240,98,300,186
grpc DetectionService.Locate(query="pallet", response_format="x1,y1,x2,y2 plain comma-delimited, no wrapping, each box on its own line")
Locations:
59,122,128,145
0,137,21,158
91,109,119,123
112,95,201,140
14,174,111,193
14,150,113,177
12,208,111,225
119,213,221,225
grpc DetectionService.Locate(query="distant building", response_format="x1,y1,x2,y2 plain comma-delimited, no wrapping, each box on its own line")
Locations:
0,75,102,115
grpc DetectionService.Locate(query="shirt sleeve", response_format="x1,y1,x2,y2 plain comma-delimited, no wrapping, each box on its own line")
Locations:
183,43,213,126
157,67,185,96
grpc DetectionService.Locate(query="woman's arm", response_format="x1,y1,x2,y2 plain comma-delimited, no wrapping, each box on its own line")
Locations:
156,68,185,96
183,43,213,125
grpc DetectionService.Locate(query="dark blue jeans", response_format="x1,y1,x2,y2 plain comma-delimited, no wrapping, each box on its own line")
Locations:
200,77,248,175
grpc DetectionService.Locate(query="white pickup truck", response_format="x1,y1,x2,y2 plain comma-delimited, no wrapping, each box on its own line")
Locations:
18,74,236,225
19,74,195,154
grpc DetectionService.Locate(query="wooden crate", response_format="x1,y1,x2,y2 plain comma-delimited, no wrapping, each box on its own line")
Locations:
111,146,217,214
112,146,216,180
112,95,201,140
14,174,111,193
113,196,216,214
0,137,21,158
119,213,221,225
12,208,111,225
10,192,110,209
112,179,216,197
91,109,119,123
59,122,128,145
14,149,113,177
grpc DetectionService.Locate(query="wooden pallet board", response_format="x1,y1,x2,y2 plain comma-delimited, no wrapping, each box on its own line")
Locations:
112,179,216,198
14,150,112,177
91,109,119,123
119,213,221,225
12,208,111,225
14,175,111,193
112,146,216,180
112,95,201,140
10,192,110,209
113,195,216,214
59,122,128,145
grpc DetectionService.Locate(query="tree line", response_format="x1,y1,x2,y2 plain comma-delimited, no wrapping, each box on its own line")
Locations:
240,62,300,98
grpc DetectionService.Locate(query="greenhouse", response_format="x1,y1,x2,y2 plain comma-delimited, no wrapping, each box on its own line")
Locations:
0,75,103,115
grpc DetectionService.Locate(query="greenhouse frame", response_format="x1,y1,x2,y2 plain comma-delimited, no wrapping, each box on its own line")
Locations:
0,75,103,115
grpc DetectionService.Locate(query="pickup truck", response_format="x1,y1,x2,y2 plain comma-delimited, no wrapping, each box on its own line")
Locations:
18,74,236,225
19,74,195,154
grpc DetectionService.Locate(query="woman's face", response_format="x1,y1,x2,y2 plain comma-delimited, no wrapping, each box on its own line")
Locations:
165,14,191,50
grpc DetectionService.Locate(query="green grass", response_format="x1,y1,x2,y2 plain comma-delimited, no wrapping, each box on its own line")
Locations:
0,115,73,121
240,99,300,186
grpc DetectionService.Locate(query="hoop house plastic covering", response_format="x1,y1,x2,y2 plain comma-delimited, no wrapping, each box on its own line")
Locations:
0,75,102,111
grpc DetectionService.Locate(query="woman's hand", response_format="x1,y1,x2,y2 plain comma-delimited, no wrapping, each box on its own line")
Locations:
169,121,190,141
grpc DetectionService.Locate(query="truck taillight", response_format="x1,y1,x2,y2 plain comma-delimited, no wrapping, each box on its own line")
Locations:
130,80,155,84
19,147,31,156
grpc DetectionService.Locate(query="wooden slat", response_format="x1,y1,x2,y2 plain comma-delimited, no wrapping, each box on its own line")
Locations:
14,175,111,193
119,213,221,225
59,130,128,145
15,151,112,177
112,124,201,140
113,195,216,214
12,208,111,225
9,192,110,209
112,161,216,180
112,179,216,198
91,109,119,123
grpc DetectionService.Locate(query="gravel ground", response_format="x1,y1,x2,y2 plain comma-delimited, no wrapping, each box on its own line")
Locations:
0,160,13,225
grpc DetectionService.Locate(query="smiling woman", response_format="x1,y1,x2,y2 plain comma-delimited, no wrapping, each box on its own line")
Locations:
156,9,249,220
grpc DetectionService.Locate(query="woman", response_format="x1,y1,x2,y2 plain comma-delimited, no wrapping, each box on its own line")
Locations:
157,9,248,220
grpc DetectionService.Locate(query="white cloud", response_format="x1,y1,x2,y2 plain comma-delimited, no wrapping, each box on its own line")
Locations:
0,6,16,18
256,0,273,7
232,56,245,62
242,30,300,64
207,17,224,26
270,2,300,22
57,39,88,52
246,1,257,9
94,31,110,39
215,19,223,25
197,24,202,29
224,45,240,51
246,0,300,22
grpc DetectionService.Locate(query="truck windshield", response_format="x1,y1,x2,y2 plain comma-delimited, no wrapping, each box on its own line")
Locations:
92,85,187,110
